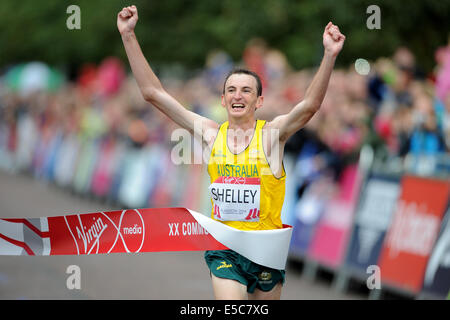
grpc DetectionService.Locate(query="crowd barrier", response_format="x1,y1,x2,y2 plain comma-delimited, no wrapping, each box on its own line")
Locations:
0,111,449,299
288,148,450,300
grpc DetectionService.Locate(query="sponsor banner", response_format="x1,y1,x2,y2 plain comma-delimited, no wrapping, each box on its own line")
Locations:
377,176,450,294
422,207,450,298
289,177,333,257
345,175,401,272
90,137,121,198
307,165,361,268
0,207,292,270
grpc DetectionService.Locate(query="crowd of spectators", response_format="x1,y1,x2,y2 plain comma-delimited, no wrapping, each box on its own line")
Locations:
0,40,449,211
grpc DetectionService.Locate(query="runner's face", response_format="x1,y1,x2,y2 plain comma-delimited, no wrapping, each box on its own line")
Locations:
222,74,263,119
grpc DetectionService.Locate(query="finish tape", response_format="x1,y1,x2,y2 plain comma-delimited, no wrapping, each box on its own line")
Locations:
0,207,292,270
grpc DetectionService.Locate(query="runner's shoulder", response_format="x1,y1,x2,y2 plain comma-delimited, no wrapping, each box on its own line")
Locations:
201,118,220,144
263,115,286,131
202,118,220,131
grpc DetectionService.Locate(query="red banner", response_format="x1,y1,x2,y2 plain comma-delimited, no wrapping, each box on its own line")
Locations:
1,207,227,256
377,176,450,294
1,207,293,269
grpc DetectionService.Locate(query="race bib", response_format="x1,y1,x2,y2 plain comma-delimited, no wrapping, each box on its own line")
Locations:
209,176,261,222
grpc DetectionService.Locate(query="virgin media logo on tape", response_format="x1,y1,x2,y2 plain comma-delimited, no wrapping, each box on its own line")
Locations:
386,200,440,258
64,210,145,255
75,216,107,253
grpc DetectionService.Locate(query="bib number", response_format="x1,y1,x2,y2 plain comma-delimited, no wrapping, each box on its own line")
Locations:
209,176,261,222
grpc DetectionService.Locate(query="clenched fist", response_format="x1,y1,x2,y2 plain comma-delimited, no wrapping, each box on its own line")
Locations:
323,22,345,57
117,5,138,35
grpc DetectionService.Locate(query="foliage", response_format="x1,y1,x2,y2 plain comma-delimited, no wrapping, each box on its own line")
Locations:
0,0,449,74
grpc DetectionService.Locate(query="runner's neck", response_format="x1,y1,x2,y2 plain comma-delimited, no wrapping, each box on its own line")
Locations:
227,118,257,132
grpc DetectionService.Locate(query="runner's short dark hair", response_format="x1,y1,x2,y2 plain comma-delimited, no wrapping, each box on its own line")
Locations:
222,68,263,97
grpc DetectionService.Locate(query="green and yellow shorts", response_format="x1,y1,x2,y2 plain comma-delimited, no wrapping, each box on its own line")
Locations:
204,249,285,294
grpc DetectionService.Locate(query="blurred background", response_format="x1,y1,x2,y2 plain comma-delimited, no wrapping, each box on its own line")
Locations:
0,0,449,300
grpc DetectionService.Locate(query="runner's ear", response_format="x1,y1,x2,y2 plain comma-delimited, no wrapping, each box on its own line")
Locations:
255,96,264,110
221,95,226,107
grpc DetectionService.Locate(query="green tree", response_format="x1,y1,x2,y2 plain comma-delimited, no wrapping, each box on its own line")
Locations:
0,0,448,74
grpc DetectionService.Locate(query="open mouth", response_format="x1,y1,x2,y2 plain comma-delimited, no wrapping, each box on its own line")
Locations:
232,103,245,109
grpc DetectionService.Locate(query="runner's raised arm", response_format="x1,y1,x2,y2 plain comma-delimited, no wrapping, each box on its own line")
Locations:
268,22,346,142
117,5,218,136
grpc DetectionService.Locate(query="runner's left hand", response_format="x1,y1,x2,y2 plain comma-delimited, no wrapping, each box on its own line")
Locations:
323,22,345,57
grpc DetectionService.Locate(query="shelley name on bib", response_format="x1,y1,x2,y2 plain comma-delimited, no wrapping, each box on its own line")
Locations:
209,177,261,222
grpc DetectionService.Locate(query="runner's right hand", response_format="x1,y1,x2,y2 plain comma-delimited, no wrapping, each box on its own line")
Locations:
117,5,138,35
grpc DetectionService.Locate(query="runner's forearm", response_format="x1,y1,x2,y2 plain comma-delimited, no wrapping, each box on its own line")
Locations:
121,31,164,101
303,51,336,110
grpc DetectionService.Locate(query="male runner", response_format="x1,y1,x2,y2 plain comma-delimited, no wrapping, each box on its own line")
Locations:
117,5,345,300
